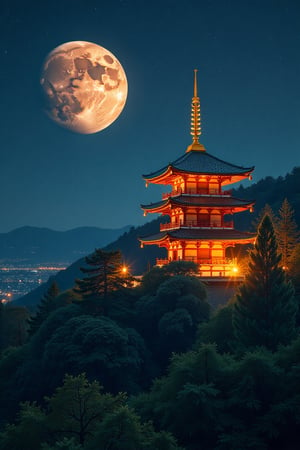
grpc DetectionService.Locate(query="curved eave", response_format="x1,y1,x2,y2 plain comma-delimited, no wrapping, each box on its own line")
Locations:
141,199,168,214
143,168,253,186
143,166,173,185
143,150,254,185
171,196,255,211
141,196,255,214
139,232,169,245
140,229,256,245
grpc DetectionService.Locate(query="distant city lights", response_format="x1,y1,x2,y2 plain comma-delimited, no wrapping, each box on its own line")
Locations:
0,265,66,301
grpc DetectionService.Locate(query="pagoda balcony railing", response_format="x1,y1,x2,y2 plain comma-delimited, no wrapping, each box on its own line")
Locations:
162,190,182,200
162,188,232,199
156,257,234,266
184,257,228,265
156,258,170,266
160,220,234,231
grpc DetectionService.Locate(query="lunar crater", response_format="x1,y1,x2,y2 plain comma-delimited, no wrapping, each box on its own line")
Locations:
40,41,128,134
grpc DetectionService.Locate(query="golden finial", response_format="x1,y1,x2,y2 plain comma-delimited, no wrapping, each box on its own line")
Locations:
194,68,198,97
186,69,205,152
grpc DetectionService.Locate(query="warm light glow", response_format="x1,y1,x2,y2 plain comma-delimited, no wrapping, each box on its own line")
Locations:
121,266,128,274
232,266,239,274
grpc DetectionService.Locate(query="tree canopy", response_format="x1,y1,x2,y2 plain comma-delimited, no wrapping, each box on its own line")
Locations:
27,281,60,337
75,249,133,301
276,198,299,269
233,214,298,351
0,374,183,450
1,238,300,449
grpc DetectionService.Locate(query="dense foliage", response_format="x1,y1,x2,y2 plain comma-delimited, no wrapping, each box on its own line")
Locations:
0,259,209,424
0,304,29,350
0,373,182,449
276,199,300,269
1,202,300,449
27,282,60,337
233,215,297,351
233,166,300,231
132,340,300,450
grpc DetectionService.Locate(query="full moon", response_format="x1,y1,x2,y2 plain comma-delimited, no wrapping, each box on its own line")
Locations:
40,41,128,134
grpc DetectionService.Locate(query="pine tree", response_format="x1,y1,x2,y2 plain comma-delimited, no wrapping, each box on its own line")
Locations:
276,198,300,270
74,249,133,300
27,281,60,337
252,203,277,231
289,243,300,326
233,214,297,351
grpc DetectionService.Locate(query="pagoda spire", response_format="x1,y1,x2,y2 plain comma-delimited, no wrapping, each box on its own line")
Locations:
186,69,205,152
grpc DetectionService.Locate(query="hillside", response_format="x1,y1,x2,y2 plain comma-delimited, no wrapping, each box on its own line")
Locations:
14,167,300,308
14,218,166,307
233,166,300,230
0,225,131,265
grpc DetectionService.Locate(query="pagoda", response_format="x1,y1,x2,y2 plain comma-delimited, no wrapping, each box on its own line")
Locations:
139,70,255,278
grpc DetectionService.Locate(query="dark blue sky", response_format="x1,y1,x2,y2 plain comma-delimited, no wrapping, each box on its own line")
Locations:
1,0,299,232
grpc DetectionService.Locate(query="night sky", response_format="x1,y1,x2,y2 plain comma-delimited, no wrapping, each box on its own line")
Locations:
1,0,300,233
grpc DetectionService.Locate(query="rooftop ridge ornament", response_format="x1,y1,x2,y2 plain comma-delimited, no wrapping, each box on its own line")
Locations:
186,69,206,152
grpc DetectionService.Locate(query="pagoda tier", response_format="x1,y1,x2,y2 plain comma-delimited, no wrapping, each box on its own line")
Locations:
142,194,254,228
142,195,254,212
139,70,255,278
143,150,254,187
140,228,255,277
140,228,255,243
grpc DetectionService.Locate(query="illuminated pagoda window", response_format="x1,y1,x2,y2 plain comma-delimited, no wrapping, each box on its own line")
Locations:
139,70,256,278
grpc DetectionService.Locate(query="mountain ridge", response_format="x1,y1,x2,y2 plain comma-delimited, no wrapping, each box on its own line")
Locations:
0,225,132,265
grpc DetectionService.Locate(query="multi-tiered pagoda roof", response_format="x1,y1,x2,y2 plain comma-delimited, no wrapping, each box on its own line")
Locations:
139,70,256,277
143,150,254,184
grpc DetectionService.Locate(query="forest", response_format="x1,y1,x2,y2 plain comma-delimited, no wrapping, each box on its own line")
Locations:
0,195,300,449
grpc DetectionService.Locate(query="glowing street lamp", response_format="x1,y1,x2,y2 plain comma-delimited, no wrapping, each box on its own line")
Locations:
121,266,128,275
